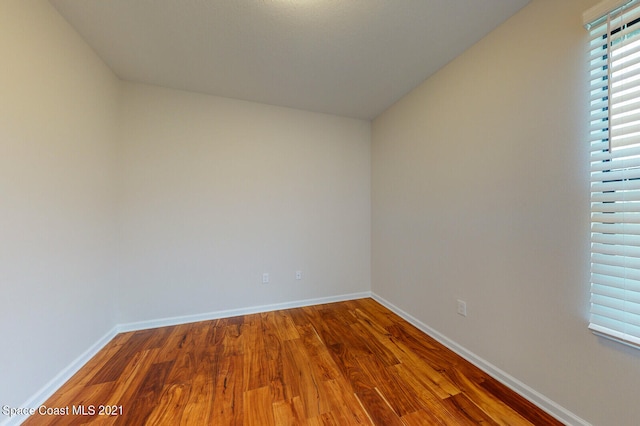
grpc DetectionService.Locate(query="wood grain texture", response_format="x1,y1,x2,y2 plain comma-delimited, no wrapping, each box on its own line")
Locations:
23,298,563,425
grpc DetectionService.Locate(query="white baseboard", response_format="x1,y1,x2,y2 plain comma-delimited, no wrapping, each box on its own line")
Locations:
370,292,591,426
1,326,119,426
7,291,371,426
117,291,372,332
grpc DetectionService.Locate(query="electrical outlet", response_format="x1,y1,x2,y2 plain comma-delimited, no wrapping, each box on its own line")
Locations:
296,271,302,280
457,299,467,317
262,273,269,284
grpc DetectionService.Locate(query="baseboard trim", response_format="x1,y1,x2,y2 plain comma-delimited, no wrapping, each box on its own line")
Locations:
117,291,372,333
8,291,371,426
370,292,591,426
2,326,119,426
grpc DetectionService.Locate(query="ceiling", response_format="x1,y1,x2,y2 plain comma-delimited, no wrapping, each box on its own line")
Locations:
50,0,530,120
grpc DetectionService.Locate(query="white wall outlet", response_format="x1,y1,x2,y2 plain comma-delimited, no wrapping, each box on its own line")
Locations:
262,273,269,284
457,299,467,317
296,271,302,280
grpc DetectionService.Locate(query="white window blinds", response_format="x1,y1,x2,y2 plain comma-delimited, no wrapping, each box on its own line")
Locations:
587,0,640,348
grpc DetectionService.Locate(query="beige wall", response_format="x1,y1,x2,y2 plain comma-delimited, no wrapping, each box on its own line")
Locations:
117,83,371,323
1,1,371,413
372,0,640,424
0,0,120,408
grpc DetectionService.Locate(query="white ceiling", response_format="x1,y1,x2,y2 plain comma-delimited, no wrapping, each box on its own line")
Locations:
50,0,530,120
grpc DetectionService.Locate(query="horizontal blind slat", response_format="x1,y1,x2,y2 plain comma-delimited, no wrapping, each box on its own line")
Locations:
590,167,640,181
591,201,640,212
592,242,640,257
592,222,640,234
592,251,640,269
591,191,640,202
592,212,640,223
591,232,640,246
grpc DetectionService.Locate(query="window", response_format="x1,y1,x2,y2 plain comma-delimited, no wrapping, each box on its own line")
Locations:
586,0,640,348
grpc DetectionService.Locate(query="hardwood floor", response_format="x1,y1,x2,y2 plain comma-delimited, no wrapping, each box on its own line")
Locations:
23,298,563,425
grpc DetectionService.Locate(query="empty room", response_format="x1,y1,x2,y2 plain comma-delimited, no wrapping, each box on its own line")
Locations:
2,0,640,425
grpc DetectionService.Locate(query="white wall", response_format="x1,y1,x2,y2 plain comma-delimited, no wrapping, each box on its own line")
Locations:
0,0,120,409
372,0,640,425
117,83,371,323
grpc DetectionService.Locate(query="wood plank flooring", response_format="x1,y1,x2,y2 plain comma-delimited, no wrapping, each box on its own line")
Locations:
23,298,563,425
